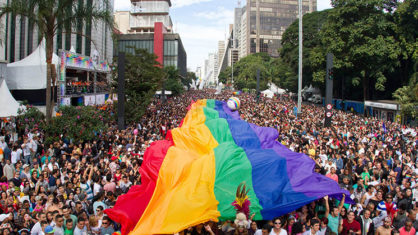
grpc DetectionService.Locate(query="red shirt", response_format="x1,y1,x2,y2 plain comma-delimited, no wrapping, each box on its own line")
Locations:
399,227,416,235
341,219,361,235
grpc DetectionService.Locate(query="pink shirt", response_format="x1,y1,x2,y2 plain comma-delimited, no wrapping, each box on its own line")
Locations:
399,227,416,235
326,173,338,182
103,182,116,193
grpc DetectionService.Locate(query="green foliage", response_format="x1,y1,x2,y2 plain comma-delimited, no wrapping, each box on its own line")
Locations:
16,107,45,134
281,10,330,90
113,48,164,124
43,106,113,146
232,53,270,90
164,66,184,95
182,72,196,89
321,0,401,100
218,66,232,84
393,75,418,118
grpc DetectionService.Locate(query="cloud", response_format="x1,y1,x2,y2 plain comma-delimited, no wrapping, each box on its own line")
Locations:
175,22,225,70
114,0,131,11
317,0,332,10
172,0,213,8
194,6,234,25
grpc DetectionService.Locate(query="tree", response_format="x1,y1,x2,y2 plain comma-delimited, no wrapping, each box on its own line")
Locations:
182,72,196,89
321,0,401,101
393,0,418,86
164,66,184,96
233,53,270,90
0,0,113,123
113,48,164,123
393,75,418,119
280,10,330,88
218,66,232,85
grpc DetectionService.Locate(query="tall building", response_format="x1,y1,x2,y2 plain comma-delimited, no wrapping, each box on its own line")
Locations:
129,0,173,34
114,11,131,34
115,0,187,76
0,0,114,63
217,40,225,72
203,52,218,86
237,0,316,58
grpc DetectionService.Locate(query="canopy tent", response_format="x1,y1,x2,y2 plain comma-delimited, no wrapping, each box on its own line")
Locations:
268,82,286,95
261,89,275,98
0,79,24,117
6,40,59,90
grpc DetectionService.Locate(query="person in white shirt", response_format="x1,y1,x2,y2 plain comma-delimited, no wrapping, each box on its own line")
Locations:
22,139,31,165
11,146,20,164
303,219,321,235
31,212,47,235
270,217,287,235
53,214,65,235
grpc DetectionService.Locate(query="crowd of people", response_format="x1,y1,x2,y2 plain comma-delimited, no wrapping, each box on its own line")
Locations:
0,89,416,235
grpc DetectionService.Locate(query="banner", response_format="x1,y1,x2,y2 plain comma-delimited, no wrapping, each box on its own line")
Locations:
96,94,106,105
84,95,96,106
61,97,71,106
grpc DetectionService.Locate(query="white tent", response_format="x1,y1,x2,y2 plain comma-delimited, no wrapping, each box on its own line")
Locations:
6,40,59,90
268,82,286,95
261,89,275,98
0,79,23,117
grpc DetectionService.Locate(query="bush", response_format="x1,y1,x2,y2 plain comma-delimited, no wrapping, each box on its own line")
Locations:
16,106,45,134
43,106,114,145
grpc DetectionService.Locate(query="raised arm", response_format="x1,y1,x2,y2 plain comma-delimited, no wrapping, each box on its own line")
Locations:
324,195,330,218
338,194,346,212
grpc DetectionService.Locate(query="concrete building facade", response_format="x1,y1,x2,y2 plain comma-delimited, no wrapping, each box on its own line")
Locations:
128,0,173,34
114,11,131,34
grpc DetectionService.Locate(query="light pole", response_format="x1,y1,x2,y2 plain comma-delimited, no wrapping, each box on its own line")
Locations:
297,0,303,114
231,37,234,88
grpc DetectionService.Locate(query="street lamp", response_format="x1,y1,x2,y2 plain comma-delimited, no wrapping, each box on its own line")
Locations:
297,0,303,114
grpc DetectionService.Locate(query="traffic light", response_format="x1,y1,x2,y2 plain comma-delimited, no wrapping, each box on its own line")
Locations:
328,68,334,80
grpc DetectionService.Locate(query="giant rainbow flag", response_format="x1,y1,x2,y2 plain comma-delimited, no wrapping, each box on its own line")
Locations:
105,99,352,235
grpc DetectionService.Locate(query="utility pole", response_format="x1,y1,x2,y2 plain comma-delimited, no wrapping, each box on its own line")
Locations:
297,0,303,114
231,33,234,88
117,52,126,130
324,53,334,127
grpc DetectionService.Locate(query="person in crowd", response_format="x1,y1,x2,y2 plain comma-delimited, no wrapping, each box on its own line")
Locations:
0,90,416,235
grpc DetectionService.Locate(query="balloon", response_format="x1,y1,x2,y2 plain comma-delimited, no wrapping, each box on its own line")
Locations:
227,97,240,111
134,129,138,135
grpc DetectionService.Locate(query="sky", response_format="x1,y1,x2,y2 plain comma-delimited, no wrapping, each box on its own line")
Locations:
114,0,332,72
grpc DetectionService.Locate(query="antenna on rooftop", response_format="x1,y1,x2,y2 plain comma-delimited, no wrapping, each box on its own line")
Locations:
238,0,241,7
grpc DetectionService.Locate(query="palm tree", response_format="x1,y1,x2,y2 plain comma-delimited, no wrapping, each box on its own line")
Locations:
0,0,113,123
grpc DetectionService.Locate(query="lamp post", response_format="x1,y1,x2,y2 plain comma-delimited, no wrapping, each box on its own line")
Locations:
297,0,303,114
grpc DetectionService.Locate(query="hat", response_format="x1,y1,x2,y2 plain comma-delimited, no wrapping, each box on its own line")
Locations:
128,148,132,152
111,156,118,161
35,196,42,201
23,164,29,169
45,226,55,234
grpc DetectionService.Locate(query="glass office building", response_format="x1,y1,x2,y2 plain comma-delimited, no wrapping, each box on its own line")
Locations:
242,0,316,57
117,33,187,77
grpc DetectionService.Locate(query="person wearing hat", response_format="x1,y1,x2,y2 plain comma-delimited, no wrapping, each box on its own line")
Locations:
20,164,31,181
45,225,55,234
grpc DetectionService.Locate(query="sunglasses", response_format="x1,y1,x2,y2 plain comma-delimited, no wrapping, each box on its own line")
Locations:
274,222,281,225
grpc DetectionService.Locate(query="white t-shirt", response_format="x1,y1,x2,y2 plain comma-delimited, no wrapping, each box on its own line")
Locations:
11,151,19,164
270,229,288,235
23,143,31,156
30,222,42,235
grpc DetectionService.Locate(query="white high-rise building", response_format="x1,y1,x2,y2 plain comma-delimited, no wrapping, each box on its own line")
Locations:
114,11,131,34
129,0,173,34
